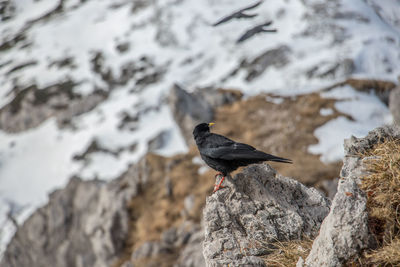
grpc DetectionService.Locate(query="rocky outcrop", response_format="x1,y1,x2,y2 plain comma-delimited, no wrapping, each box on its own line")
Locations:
168,84,242,145
1,150,211,267
242,45,292,81
303,159,371,266
168,84,214,146
389,85,400,125
129,222,205,267
203,164,330,266
303,125,400,266
306,59,354,80
0,159,145,267
0,82,107,132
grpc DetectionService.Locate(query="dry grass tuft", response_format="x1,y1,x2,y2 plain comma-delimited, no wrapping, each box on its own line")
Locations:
364,238,400,266
262,238,313,267
356,138,400,266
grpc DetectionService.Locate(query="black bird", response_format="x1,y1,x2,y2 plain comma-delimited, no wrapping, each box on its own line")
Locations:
236,21,277,43
212,1,262,27
193,123,292,192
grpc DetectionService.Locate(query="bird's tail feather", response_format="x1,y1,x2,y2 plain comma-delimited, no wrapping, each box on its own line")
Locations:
265,154,292,164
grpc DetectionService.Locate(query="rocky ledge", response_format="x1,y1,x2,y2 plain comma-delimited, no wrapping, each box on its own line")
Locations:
303,125,400,266
203,164,330,266
2,125,399,267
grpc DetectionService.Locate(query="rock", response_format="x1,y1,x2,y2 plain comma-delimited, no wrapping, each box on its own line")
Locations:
304,165,371,267
130,221,205,267
0,82,107,132
194,87,242,109
175,228,205,267
297,257,305,267
120,261,134,267
304,125,400,266
203,163,330,267
344,125,400,156
168,84,242,145
168,84,214,145
389,86,400,125
148,130,170,151
0,158,146,267
243,45,291,82
306,59,354,80
318,178,339,199
131,241,168,260
183,194,195,214
322,78,396,106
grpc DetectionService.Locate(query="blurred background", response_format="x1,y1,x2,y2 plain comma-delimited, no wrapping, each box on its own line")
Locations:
0,0,399,266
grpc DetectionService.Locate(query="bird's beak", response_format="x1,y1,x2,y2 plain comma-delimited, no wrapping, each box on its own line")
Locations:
208,122,215,127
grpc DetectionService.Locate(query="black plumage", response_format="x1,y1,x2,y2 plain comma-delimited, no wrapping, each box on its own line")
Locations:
193,123,292,192
212,1,262,27
236,21,277,43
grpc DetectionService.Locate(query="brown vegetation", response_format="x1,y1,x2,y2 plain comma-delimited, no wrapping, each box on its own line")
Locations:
117,148,213,266
262,238,313,267
349,139,400,266
118,92,347,266
213,92,343,185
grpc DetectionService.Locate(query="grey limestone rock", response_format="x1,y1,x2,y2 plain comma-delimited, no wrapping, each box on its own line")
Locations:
193,87,242,109
130,221,206,267
344,124,400,156
203,163,330,267
304,125,400,267
168,84,214,146
243,45,292,82
0,82,107,133
389,85,400,126
168,84,242,146
175,227,206,267
1,157,147,267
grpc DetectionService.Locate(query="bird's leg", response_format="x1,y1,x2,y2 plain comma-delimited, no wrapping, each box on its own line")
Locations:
214,172,223,178
213,175,226,193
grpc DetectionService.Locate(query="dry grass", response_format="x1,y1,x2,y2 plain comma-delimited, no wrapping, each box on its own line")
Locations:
262,238,313,267
364,238,400,266
115,148,214,266
115,92,349,266
354,139,400,266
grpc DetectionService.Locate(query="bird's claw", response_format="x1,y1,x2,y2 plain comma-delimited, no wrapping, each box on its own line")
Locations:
213,184,225,193
213,175,226,193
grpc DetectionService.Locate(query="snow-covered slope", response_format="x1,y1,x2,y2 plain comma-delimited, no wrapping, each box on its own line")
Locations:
0,0,399,255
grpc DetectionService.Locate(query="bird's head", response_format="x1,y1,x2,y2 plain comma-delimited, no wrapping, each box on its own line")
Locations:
193,122,215,139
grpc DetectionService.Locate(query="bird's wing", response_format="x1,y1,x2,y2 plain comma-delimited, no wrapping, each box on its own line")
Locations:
261,21,273,27
209,143,266,160
240,1,262,12
200,133,293,163
212,14,236,26
212,1,262,26
201,134,260,160
236,21,275,43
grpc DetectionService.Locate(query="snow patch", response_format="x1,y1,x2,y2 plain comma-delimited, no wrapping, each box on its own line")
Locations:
309,86,393,162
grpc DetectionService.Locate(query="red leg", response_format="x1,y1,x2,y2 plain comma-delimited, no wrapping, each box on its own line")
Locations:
214,172,223,178
213,176,226,193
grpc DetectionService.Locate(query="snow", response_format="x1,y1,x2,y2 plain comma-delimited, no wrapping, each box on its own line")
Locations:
0,0,399,257
265,95,284,105
320,108,334,116
309,85,393,162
